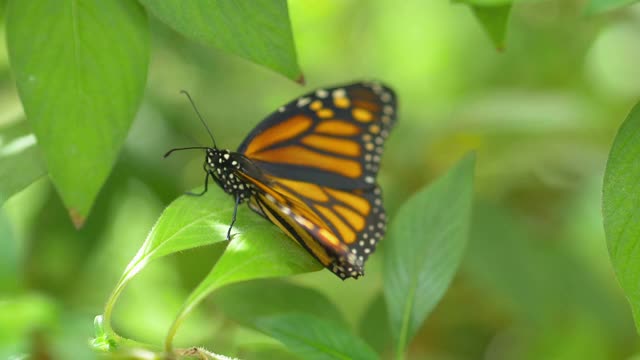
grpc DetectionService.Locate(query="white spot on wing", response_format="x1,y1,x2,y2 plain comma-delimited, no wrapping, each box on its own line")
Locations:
297,97,311,107
332,88,346,98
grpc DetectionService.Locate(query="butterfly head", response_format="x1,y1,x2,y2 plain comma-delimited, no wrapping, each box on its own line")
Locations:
205,148,253,201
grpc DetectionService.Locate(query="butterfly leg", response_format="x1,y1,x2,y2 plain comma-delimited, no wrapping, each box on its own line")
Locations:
226,195,241,241
186,166,211,196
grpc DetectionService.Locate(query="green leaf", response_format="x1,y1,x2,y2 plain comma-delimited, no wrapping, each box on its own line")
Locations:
160,192,323,351
213,279,347,329
585,0,639,14
6,0,149,226
358,293,392,356
256,313,379,360
0,207,20,293
603,102,640,333
0,293,59,350
0,121,45,205
453,0,512,6
139,0,302,82
469,4,512,50
383,154,475,357
464,201,557,322
100,187,228,345
104,188,235,330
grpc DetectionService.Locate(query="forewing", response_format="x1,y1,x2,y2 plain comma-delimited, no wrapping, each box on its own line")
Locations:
237,82,397,190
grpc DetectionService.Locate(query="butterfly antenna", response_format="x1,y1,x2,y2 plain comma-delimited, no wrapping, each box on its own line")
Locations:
180,90,217,148
164,146,210,158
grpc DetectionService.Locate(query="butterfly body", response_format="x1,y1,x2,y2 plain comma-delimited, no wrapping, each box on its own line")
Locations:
171,82,397,279
205,148,258,201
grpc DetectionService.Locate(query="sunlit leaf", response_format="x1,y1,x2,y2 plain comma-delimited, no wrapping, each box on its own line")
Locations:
585,0,639,14
0,121,44,206
383,154,475,356
603,102,640,333
0,293,59,356
76,180,215,347
256,313,379,360
139,0,302,82
6,0,149,226
213,279,346,329
108,188,238,315
159,190,322,350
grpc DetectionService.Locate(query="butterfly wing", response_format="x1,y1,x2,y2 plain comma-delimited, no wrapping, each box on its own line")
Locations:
238,172,385,278
236,81,396,278
237,82,397,189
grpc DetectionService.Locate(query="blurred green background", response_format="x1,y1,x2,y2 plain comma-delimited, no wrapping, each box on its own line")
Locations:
2,0,640,359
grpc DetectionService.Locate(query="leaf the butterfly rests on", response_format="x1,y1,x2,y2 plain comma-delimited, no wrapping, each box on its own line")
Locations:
167,82,397,279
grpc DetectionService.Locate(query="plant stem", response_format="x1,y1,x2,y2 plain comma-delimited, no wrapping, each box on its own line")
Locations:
164,303,193,354
103,275,129,337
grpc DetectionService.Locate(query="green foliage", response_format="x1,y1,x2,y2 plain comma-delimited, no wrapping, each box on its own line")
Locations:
456,0,512,5
3,0,640,359
213,279,347,328
6,0,149,226
94,154,476,358
358,294,392,355
97,186,321,352
163,204,322,350
0,294,59,359
383,154,475,357
0,209,19,292
256,313,379,360
101,187,232,336
0,121,44,205
469,4,512,50
139,0,302,82
603,102,640,333
585,0,639,13
454,0,512,50
3,0,302,226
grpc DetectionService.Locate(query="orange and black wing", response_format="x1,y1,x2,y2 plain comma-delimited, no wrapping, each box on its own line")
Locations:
239,171,386,278
236,81,396,279
237,82,397,189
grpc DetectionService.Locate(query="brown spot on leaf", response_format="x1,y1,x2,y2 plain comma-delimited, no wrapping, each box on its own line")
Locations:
296,74,306,85
69,208,85,229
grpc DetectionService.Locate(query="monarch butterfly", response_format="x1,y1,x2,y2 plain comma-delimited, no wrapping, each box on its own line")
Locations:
166,82,397,279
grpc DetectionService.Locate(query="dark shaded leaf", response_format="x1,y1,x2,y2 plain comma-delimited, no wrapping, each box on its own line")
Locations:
585,0,639,14
383,154,475,355
256,313,379,360
603,102,640,333
139,0,302,82
213,279,346,328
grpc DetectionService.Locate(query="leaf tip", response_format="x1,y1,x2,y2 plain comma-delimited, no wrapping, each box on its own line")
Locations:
462,150,477,164
69,208,86,229
296,74,306,85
